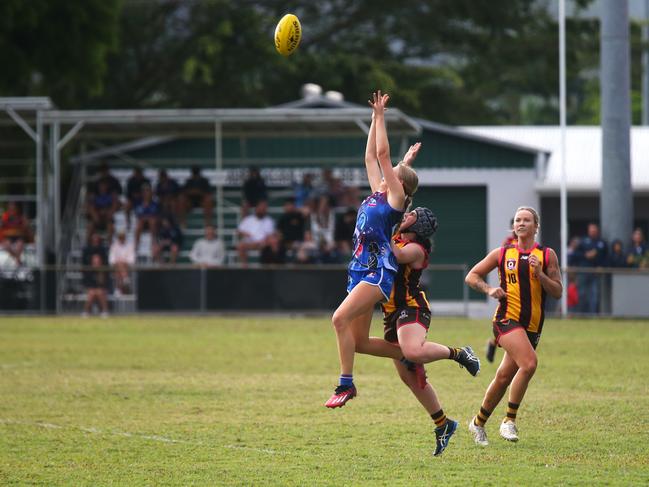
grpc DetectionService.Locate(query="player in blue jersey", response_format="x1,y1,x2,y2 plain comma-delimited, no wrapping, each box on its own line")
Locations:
325,91,420,408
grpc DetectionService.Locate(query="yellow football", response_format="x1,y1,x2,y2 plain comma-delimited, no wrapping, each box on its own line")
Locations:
274,14,301,56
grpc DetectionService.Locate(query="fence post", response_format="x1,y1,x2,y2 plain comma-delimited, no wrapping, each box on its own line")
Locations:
200,266,206,313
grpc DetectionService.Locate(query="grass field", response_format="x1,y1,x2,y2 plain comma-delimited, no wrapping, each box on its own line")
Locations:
0,316,648,486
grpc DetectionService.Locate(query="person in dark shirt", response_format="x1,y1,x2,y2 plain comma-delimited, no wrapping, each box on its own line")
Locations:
607,240,628,268
155,169,180,216
260,232,286,265
276,197,305,248
293,173,313,209
134,184,160,251
179,166,213,227
82,233,108,267
125,167,151,229
89,162,122,197
153,215,183,264
567,237,583,267
86,180,118,243
576,223,607,314
334,207,358,256
82,253,110,318
241,166,268,217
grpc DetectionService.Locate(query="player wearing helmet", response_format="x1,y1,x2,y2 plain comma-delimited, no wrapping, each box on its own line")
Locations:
355,207,481,456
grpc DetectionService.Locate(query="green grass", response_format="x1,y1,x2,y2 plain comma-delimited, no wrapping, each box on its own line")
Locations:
1,316,648,486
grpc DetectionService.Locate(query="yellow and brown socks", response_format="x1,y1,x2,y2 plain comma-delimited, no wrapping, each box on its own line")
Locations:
474,406,492,427
447,347,462,360
431,409,447,428
505,401,519,423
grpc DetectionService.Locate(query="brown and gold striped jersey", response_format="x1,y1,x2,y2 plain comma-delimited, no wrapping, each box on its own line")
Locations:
382,237,430,315
493,243,551,333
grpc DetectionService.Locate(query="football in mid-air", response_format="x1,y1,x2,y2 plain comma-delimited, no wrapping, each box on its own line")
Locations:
274,14,301,56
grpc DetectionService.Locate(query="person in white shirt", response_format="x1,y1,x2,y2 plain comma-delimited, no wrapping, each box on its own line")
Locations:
190,225,226,266
236,200,275,265
108,231,135,294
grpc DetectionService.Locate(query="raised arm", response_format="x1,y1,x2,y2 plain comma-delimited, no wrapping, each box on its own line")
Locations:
364,113,382,192
465,248,505,300
401,142,422,168
370,91,405,209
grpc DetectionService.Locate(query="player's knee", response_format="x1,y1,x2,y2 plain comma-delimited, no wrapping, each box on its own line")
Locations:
401,344,424,363
331,310,347,332
520,356,537,376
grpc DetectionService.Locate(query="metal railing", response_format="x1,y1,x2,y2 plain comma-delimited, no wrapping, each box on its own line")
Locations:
0,263,474,316
3,263,649,318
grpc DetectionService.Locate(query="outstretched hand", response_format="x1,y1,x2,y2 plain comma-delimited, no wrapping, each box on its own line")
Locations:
368,90,390,117
401,142,421,167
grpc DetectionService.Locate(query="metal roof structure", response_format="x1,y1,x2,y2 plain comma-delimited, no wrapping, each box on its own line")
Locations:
41,107,421,139
462,126,649,194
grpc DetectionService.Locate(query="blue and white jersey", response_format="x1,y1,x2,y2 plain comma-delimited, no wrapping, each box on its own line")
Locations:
349,191,403,272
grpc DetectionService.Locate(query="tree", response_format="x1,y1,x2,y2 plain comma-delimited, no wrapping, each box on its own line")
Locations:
0,0,120,107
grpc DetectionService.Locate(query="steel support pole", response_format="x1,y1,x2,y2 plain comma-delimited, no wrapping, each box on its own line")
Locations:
559,0,568,317
601,1,633,247
215,121,224,237
642,0,649,125
36,111,45,312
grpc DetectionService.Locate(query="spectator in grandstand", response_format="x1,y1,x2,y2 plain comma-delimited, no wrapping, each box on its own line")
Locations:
607,240,628,268
155,169,180,216
293,172,314,209
276,197,306,249
179,166,213,227
567,236,583,267
466,206,562,446
626,228,648,268
315,235,341,264
82,253,110,318
90,161,122,197
108,231,135,295
95,162,122,198
189,225,225,266
576,223,607,314
260,231,287,265
310,195,336,253
334,207,357,256
124,167,151,229
294,230,318,264
1,202,32,264
153,215,183,264
314,168,348,208
236,200,275,266
241,166,268,217
325,92,420,409
86,179,118,243
134,184,160,252
82,232,108,267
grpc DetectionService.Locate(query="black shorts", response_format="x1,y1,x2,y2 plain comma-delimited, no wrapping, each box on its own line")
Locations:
383,307,431,344
492,319,541,349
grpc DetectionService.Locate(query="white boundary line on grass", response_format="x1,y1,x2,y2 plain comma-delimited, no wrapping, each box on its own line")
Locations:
0,418,281,454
